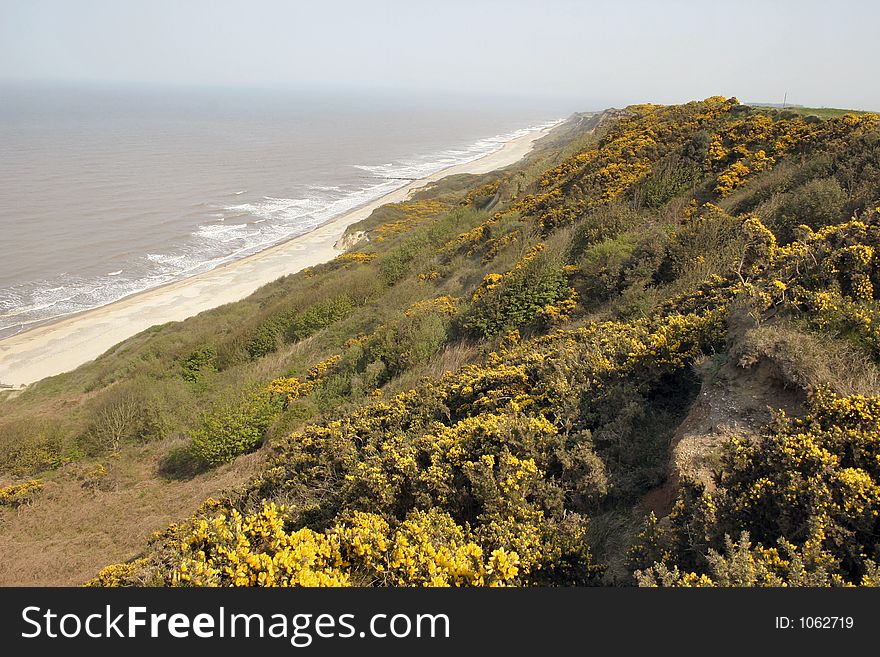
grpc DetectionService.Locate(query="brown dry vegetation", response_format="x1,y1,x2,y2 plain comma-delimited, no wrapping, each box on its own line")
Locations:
0,438,263,585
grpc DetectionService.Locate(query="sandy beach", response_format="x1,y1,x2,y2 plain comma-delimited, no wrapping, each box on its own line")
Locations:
0,125,553,386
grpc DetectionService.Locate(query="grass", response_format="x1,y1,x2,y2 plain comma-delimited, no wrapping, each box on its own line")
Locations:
0,437,264,585
752,105,874,120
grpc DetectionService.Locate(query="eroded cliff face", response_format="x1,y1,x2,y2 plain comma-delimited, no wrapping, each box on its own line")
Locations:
335,230,368,252
644,354,804,518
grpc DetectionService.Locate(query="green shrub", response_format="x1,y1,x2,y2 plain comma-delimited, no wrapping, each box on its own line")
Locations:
463,253,573,338
245,295,359,361
0,417,81,476
189,392,280,466
576,233,640,303
772,177,846,242
181,345,218,382
567,203,640,258
283,295,356,343
378,242,424,286
639,158,701,209
246,322,282,360
365,313,451,381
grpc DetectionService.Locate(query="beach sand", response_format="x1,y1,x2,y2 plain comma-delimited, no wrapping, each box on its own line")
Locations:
0,125,553,386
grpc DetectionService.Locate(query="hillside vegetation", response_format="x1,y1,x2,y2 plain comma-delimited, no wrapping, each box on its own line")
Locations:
3,97,880,587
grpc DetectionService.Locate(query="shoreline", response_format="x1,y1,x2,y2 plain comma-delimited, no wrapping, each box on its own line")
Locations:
0,123,556,386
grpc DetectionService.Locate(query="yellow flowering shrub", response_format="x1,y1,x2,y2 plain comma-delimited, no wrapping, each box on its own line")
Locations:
731,208,880,355
404,295,459,318
470,273,505,302
463,180,502,208
536,289,579,325
264,377,309,404
305,354,342,380
265,355,341,407
372,200,448,240
86,560,148,587
706,111,878,196
0,479,42,507
335,251,377,264
444,215,500,255
515,96,738,232
102,503,525,587
714,160,751,196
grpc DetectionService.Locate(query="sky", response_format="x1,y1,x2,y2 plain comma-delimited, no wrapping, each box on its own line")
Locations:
1,0,878,111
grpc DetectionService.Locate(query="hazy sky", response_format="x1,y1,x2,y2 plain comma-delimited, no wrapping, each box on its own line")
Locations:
1,0,878,110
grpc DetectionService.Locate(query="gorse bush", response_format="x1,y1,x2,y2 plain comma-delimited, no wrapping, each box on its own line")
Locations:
462,246,576,338
718,390,880,575
189,355,344,467
133,503,528,587
0,480,43,508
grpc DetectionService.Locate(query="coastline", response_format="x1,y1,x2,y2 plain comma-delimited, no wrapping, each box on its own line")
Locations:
0,124,555,386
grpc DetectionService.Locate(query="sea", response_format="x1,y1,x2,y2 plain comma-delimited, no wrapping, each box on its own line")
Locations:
0,82,565,339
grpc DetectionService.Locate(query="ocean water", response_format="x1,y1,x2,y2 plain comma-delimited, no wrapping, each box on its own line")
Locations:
0,83,563,339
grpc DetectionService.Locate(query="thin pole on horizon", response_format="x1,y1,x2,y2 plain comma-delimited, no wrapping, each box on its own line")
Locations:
782,92,787,109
